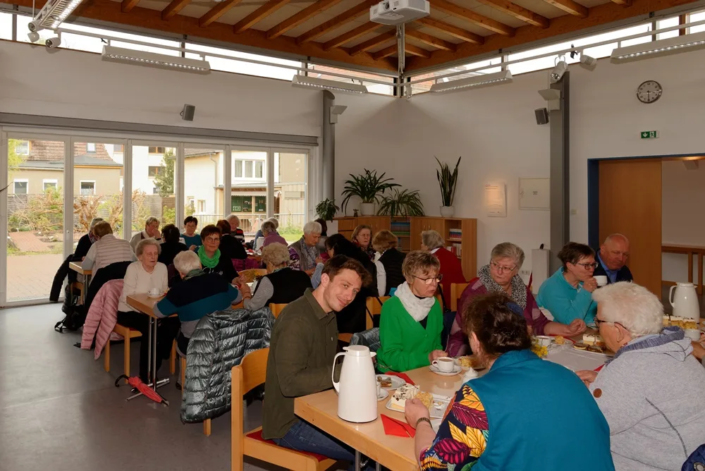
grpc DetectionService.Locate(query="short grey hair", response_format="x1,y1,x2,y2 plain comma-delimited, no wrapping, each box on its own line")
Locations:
490,242,525,269
227,214,240,225
173,250,201,275
145,217,159,227
303,220,322,235
592,282,663,337
135,238,161,257
604,233,629,245
421,230,444,250
269,218,279,229
89,217,104,231
261,220,276,236
261,243,290,267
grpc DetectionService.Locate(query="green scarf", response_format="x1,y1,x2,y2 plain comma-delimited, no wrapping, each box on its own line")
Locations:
198,246,220,269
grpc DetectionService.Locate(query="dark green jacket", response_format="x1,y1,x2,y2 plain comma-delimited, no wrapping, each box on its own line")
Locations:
262,289,338,439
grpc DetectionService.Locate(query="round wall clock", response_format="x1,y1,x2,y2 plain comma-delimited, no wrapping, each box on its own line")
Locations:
636,80,662,104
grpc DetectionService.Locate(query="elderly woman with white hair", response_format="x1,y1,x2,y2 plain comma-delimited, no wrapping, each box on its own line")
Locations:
260,220,287,248
155,250,242,355
447,242,586,357
129,216,162,251
244,243,312,311
288,221,323,274
420,230,466,308
576,282,705,471
117,239,177,382
227,214,246,245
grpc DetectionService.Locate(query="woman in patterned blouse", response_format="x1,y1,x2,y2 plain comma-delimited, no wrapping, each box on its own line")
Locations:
404,292,615,471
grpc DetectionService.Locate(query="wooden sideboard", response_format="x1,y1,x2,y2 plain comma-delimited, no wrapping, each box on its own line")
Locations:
335,216,477,281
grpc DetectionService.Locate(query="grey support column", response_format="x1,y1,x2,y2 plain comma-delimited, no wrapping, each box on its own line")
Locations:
322,90,336,201
549,71,570,273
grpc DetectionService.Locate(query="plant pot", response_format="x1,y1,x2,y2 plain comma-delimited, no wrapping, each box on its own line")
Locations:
440,206,454,218
360,203,376,216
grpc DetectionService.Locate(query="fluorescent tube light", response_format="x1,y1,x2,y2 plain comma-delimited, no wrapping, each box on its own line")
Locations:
611,31,705,63
291,76,368,94
101,46,211,74
430,70,512,93
28,0,85,31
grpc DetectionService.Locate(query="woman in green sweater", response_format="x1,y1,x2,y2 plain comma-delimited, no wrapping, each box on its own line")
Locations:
377,251,446,372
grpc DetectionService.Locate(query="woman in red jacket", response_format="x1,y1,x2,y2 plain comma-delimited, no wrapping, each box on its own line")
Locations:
421,230,466,309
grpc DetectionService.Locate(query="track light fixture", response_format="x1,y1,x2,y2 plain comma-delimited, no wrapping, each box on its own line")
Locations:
28,0,85,32
579,53,597,71
611,30,705,62
549,60,567,84
430,70,512,93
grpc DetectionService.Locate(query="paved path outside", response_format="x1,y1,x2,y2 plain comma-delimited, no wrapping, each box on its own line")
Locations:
7,253,63,302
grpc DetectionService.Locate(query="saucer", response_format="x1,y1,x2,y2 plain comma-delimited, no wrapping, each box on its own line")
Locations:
377,389,389,401
430,364,462,376
148,293,162,298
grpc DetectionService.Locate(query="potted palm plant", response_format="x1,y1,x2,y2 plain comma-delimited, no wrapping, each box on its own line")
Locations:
341,169,400,216
436,156,461,217
377,189,425,217
315,198,339,221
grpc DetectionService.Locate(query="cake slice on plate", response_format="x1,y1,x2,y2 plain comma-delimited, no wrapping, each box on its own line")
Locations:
390,384,419,412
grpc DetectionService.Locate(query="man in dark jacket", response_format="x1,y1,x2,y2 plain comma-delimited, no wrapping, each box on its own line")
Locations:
594,234,633,284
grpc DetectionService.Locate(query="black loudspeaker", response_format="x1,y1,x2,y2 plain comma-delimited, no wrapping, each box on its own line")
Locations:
181,104,195,121
535,108,549,125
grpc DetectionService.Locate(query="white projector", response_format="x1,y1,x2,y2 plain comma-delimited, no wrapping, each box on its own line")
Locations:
370,0,430,25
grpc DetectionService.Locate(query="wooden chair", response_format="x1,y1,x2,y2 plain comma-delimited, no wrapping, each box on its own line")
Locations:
269,303,287,318
178,354,212,436
238,268,267,284
104,325,177,379
450,283,469,312
232,349,336,471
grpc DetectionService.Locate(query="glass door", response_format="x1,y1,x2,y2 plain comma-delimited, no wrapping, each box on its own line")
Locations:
274,150,308,244
5,136,66,303
230,148,268,239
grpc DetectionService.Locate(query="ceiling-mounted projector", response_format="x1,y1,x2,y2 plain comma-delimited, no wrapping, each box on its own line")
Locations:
370,0,430,25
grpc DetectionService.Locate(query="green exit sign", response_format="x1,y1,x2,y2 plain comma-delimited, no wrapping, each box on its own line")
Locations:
641,131,658,139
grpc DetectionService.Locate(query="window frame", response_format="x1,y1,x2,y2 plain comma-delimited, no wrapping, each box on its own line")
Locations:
86,143,96,153
79,180,96,196
43,179,58,191
13,179,28,195
14,141,29,156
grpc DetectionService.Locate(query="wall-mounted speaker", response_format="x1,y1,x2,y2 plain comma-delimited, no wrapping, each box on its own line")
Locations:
181,104,195,121
535,108,549,125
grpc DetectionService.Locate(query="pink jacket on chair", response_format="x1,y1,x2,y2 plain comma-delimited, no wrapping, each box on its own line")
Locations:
81,279,124,359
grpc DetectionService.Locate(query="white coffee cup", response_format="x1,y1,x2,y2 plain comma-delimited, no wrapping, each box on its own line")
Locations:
149,287,160,297
432,357,455,373
376,381,381,397
594,276,608,287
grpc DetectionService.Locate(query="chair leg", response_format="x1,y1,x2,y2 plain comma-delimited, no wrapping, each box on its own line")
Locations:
104,338,111,372
124,336,131,380
203,418,211,436
170,340,176,375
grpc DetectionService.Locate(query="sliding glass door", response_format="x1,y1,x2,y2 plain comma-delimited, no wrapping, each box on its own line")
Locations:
274,151,308,244
130,143,177,238
184,145,225,230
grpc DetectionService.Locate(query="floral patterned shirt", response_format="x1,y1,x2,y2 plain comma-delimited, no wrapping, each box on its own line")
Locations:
420,384,489,470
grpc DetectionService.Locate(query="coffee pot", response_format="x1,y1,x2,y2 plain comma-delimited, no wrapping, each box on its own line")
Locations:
332,345,378,423
669,282,701,340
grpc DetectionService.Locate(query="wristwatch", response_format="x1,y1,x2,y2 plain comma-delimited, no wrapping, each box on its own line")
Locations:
415,417,432,429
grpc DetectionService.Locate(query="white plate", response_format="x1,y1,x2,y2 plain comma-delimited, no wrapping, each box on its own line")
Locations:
377,389,389,401
376,374,406,390
430,364,462,376
385,393,451,419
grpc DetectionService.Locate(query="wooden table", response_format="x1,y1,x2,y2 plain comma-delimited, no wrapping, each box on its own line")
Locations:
662,244,705,295
68,261,92,304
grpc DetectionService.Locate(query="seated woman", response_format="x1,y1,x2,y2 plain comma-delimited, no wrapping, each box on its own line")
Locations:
83,221,135,282
537,242,598,324
448,242,587,357
155,250,243,355
261,220,286,247
352,224,375,260
377,251,445,372
117,239,178,383
421,230,466,309
244,243,312,311
216,219,247,261
181,215,201,250
74,217,103,261
158,224,187,267
197,224,239,284
130,216,163,251
406,292,615,471
373,230,406,296
288,221,323,274
576,283,705,471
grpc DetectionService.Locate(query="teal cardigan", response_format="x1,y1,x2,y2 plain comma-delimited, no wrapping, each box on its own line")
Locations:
537,268,596,324
377,296,443,373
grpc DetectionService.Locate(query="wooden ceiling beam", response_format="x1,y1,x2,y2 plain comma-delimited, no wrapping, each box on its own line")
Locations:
543,0,588,18
199,0,243,27
405,44,432,58
610,0,632,5
406,30,457,51
233,0,291,33
372,44,398,60
415,17,484,44
297,0,376,44
121,0,140,13
161,0,192,20
476,0,549,28
267,0,343,39
429,0,515,36
323,22,381,50
348,31,396,56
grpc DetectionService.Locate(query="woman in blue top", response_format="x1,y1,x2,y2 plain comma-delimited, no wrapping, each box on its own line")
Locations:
404,292,614,471
537,242,598,325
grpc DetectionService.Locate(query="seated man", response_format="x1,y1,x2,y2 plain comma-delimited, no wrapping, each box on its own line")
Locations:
227,214,246,245
594,233,633,284
262,255,372,463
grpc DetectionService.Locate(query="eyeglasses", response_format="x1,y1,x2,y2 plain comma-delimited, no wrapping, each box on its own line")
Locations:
413,274,443,285
205,236,220,242
594,317,609,328
490,261,516,273
576,262,598,270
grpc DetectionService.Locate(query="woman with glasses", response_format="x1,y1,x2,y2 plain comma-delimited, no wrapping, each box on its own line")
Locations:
196,224,240,285
448,242,586,357
575,282,705,471
537,242,598,325
377,251,446,372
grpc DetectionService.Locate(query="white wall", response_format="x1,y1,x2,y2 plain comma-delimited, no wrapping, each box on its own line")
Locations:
662,160,705,282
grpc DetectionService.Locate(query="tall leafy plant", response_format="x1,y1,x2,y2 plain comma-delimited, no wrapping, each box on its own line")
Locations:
315,198,339,221
436,156,461,207
341,169,400,213
377,189,425,217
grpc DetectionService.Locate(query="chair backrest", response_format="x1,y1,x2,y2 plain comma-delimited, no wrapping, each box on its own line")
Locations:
365,296,390,329
269,303,287,318
239,268,268,283
450,283,469,312
232,348,269,471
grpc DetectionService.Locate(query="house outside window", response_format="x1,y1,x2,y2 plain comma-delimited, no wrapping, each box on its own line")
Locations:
80,181,96,196
148,147,165,154
114,144,125,152
197,200,206,213
86,143,96,152
14,141,29,156
13,180,28,194
43,179,58,191
231,196,253,213
148,166,165,177
233,159,265,179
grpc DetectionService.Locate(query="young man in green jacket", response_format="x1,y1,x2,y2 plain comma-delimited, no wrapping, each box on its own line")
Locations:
262,255,372,462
